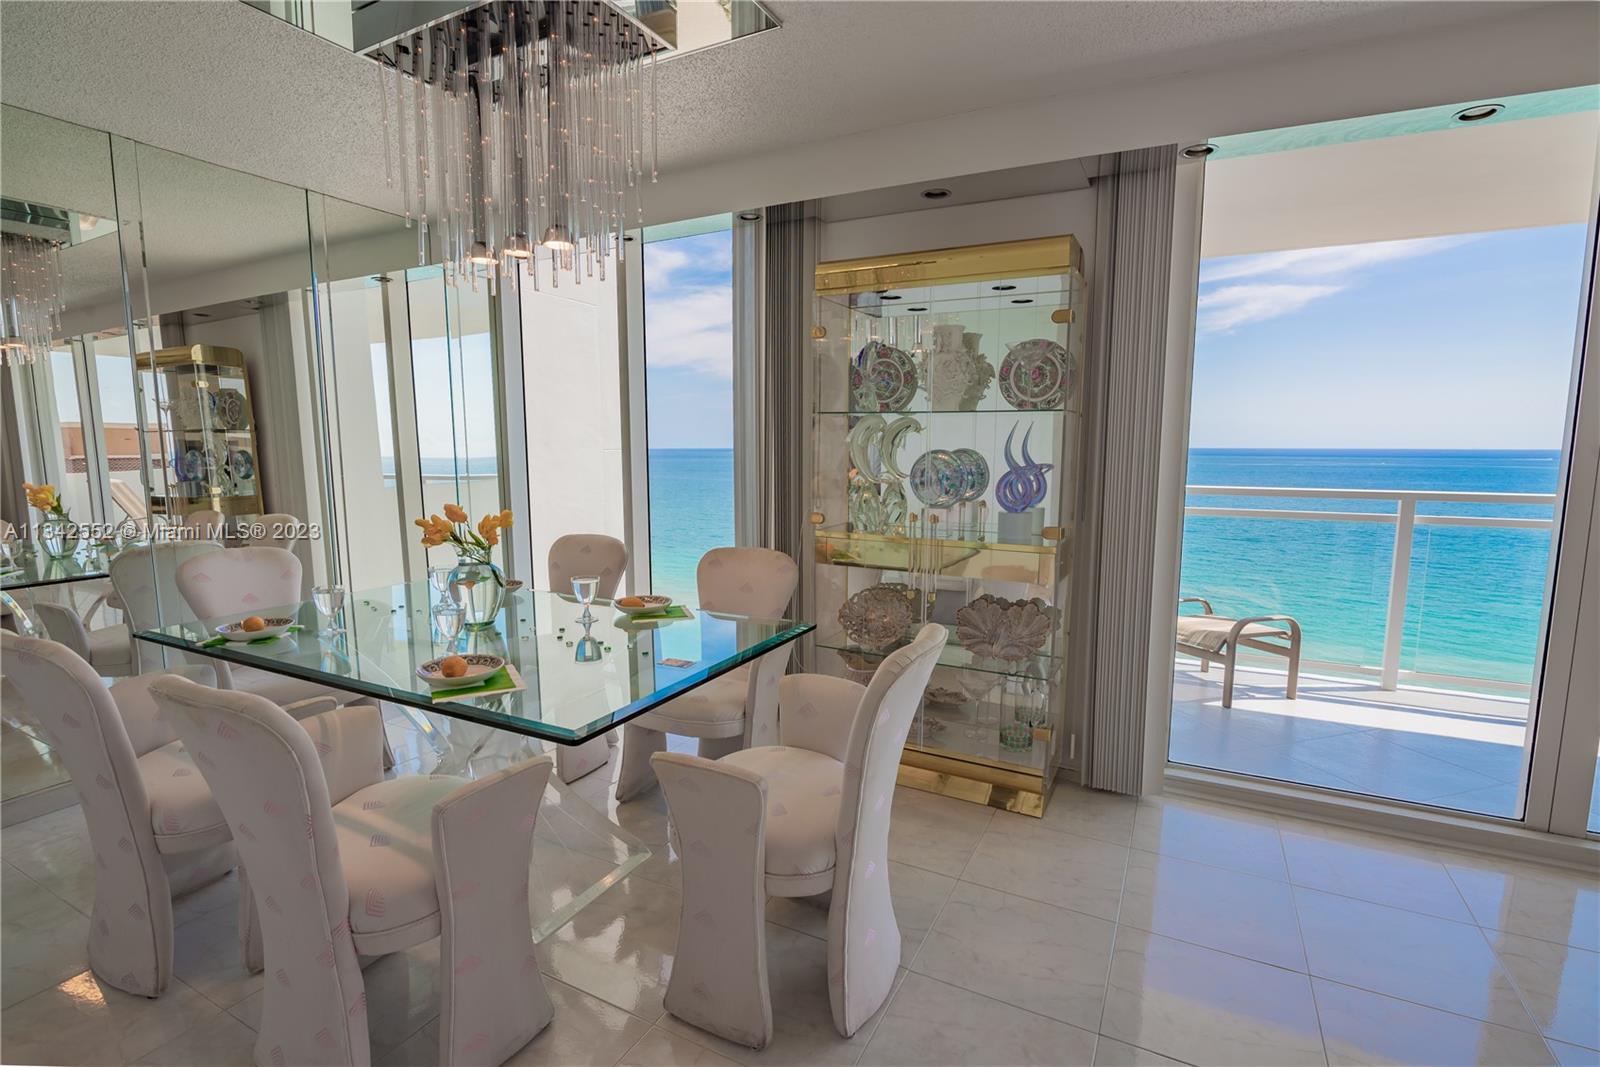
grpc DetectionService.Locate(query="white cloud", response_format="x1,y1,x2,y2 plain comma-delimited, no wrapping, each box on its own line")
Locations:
1199,235,1474,285
1197,283,1343,332
644,284,733,377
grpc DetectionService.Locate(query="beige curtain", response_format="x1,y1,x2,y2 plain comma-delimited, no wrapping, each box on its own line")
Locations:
1073,145,1180,795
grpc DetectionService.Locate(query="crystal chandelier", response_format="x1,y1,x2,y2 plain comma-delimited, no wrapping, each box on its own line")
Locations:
1,233,65,367
370,0,662,293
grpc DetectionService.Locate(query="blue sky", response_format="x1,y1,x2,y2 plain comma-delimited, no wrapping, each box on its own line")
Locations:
1190,224,1588,450
643,229,733,449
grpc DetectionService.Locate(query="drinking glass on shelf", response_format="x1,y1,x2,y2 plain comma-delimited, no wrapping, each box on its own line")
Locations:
572,575,599,624
432,602,466,644
312,585,346,635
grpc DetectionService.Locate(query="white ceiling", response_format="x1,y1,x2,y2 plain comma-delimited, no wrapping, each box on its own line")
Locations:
3,0,1596,230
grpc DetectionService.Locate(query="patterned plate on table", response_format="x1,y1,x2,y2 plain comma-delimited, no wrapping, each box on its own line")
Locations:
215,388,246,430
999,338,1073,410
909,449,965,508
850,341,918,412
952,448,990,503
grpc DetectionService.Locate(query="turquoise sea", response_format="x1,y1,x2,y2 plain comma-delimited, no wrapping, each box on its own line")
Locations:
644,447,1561,688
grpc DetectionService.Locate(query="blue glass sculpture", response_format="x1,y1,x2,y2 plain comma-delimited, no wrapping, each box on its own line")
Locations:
994,424,1052,514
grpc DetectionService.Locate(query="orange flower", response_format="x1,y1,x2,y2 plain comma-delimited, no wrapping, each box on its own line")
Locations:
498,509,513,527
415,514,452,548
477,515,501,546
443,503,468,524
23,482,60,512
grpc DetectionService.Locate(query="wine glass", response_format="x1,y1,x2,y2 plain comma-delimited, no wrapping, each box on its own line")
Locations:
312,585,346,636
432,602,465,645
572,575,599,625
429,566,453,600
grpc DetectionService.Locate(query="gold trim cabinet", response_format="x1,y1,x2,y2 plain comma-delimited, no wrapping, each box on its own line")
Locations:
809,235,1087,816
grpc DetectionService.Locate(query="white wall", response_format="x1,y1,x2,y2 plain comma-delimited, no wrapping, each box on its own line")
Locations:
517,261,629,590
821,189,1099,267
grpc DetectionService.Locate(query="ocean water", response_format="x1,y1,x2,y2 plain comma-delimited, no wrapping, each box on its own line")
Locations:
1183,450,1561,686
647,448,735,602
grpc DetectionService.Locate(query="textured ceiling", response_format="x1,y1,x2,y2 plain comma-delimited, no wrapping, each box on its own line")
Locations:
0,0,1560,225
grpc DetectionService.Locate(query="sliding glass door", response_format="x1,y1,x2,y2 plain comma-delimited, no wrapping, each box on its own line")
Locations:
1169,87,1599,824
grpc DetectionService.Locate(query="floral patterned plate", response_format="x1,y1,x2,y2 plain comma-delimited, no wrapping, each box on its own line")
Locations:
851,341,918,412
999,338,1073,410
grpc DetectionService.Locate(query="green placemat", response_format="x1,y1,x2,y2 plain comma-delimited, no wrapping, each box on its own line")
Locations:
201,624,304,648
427,664,526,701
628,604,692,621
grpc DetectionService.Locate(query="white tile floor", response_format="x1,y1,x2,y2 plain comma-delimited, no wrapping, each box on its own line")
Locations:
3,726,1598,1067
1170,661,1600,825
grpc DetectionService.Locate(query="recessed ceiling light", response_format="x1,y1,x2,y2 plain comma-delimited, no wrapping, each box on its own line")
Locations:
1181,143,1218,159
737,211,762,221
907,306,928,312
192,312,210,318
992,284,1017,292
1453,103,1504,123
921,188,952,200
880,294,902,301
1010,298,1033,305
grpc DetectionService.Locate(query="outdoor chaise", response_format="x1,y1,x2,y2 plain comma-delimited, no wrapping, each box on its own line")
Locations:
1176,598,1303,708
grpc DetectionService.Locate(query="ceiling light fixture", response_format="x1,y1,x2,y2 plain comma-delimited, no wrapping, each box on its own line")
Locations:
907,306,928,312
737,211,762,221
1010,298,1033,305
369,0,665,293
921,188,951,200
1453,103,1504,123
1,233,65,367
992,284,1016,292
1181,143,1217,159
880,294,902,301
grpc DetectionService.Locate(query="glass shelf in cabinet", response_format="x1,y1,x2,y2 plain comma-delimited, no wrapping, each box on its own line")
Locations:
814,625,1062,679
811,525,1067,583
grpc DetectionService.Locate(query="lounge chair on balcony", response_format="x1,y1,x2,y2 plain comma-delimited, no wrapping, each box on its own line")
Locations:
1176,598,1302,709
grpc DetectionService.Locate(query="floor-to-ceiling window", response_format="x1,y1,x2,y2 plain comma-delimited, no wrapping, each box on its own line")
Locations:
1170,88,1599,822
640,217,735,601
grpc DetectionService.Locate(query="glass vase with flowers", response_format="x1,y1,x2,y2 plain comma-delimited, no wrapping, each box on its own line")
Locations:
24,483,79,559
414,504,514,630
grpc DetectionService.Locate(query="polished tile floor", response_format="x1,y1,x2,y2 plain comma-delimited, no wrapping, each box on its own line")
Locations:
3,716,1597,1067
1170,661,1600,825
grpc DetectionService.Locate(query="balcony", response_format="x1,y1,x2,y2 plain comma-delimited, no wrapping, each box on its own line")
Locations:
1169,483,1574,819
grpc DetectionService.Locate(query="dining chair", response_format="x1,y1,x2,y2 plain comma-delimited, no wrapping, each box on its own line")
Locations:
614,546,800,802
181,508,227,540
109,540,226,674
0,632,262,997
28,599,134,677
651,623,945,1047
546,533,629,783
172,546,347,713
150,676,556,1067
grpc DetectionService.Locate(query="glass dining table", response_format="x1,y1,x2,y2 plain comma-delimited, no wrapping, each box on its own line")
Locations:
2,547,116,635
134,580,814,937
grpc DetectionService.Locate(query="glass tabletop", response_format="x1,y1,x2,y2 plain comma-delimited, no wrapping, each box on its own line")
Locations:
134,582,814,744
1,550,112,591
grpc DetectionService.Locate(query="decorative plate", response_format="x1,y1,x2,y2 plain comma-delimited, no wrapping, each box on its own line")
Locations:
954,594,1056,662
838,582,918,652
924,685,968,707
215,388,246,430
416,653,506,691
998,338,1073,410
178,447,205,482
909,449,964,508
850,341,917,412
215,616,295,642
952,448,990,503
230,449,255,484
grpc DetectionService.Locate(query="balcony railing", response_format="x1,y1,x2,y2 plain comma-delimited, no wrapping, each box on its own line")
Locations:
1183,485,1557,694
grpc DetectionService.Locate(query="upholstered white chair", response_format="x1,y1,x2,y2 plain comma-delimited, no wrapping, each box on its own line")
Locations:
0,632,254,997
546,533,629,784
31,599,134,677
109,540,225,674
615,547,799,802
150,676,555,1067
181,508,227,540
172,546,347,712
245,513,300,552
652,623,946,1046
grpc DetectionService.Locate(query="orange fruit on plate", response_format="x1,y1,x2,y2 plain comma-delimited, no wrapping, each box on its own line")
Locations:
241,616,267,632
439,655,469,678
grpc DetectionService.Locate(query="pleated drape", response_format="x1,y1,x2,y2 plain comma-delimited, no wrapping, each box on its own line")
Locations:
1079,145,1180,795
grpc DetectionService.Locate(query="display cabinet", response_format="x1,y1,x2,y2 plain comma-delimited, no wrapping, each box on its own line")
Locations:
136,344,265,522
810,235,1086,816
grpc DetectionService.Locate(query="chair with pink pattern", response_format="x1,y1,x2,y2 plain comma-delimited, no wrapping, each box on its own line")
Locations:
108,540,226,675
150,675,555,1067
614,546,799,802
546,533,629,784
652,623,946,1047
172,546,345,713
0,632,267,997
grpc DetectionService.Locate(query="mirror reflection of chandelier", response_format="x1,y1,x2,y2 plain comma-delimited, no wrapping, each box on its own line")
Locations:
368,0,664,292
1,233,65,367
